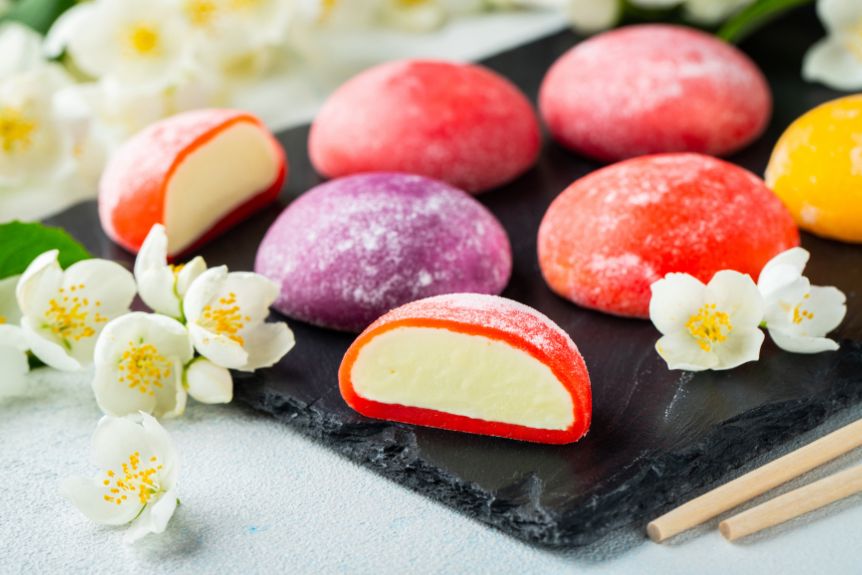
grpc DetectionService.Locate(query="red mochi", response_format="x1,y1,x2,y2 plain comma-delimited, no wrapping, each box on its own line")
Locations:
309,59,541,194
539,24,771,161
537,154,799,318
339,294,592,445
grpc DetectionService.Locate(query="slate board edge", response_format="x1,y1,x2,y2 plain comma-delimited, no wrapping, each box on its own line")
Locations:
233,340,862,548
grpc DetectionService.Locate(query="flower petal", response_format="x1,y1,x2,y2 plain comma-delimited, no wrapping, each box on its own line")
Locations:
803,36,862,91
189,323,249,369
0,328,29,399
176,256,206,297
769,328,839,354
61,475,142,526
93,363,158,417
63,258,136,317
0,274,22,324
713,327,764,370
90,415,156,471
21,317,81,371
220,271,279,325
186,358,233,404
16,250,63,317
134,224,181,318
183,266,227,323
649,273,706,335
816,0,862,35
239,322,295,371
758,248,808,299
140,412,179,490
705,270,764,328
656,330,718,371
123,490,177,544
804,285,847,335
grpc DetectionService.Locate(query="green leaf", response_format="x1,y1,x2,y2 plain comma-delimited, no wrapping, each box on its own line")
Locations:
0,0,77,35
0,221,91,280
717,0,815,44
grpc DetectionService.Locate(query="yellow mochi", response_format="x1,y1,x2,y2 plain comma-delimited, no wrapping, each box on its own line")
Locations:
766,95,862,243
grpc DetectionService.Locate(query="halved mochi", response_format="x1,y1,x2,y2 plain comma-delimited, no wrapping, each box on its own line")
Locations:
99,109,286,257
339,294,592,444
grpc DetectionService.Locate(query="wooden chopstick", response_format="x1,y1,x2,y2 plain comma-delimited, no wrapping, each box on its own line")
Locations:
646,418,862,542
719,464,862,540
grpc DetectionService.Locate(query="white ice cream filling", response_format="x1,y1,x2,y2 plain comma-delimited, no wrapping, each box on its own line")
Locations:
351,326,575,431
164,122,280,254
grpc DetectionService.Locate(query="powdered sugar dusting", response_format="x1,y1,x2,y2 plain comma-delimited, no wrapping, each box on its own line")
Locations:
309,60,541,193
538,153,799,318
378,293,582,361
539,24,771,161
255,173,512,332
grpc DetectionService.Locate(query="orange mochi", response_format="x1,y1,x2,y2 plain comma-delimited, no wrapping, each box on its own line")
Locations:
99,109,286,257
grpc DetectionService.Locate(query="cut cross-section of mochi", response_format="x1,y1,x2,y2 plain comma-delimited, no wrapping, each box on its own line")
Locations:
339,293,592,444
99,109,286,257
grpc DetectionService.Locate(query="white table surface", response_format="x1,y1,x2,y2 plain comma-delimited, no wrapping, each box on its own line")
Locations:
3,12,862,574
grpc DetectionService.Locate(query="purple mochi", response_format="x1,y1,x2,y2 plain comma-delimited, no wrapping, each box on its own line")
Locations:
254,173,512,332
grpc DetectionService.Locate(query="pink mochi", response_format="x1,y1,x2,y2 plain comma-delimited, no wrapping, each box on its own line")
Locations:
308,60,541,194
539,24,772,162
254,173,512,332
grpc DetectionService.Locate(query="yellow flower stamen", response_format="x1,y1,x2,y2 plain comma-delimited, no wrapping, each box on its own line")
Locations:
125,23,161,57
229,0,260,10
685,303,733,352
168,263,185,276
0,107,37,155
792,293,814,325
118,341,172,396
44,284,106,344
185,0,218,27
199,292,250,345
102,451,164,506
0,316,5,325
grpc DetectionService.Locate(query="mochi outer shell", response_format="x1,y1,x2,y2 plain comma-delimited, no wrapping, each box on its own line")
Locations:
539,24,771,161
537,153,799,318
308,59,541,194
255,173,513,332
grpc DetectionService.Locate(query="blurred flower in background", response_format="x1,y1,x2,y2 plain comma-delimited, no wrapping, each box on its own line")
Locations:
803,0,862,90
0,0,834,221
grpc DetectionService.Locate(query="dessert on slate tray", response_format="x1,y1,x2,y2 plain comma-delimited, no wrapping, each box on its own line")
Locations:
308,59,541,193
539,24,771,161
338,293,592,444
255,173,512,332
99,109,286,257
766,94,862,244
537,153,799,318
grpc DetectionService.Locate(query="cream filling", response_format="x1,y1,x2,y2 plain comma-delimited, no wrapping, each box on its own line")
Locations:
164,122,280,254
351,326,575,431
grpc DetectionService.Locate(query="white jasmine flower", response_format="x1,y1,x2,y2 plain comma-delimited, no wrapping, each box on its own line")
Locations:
54,0,195,90
184,266,294,372
650,271,765,371
0,60,71,185
61,413,179,544
683,0,754,24
16,250,136,371
93,312,194,418
134,225,206,321
565,0,621,33
803,0,862,90
758,248,846,354
0,275,28,399
186,357,234,404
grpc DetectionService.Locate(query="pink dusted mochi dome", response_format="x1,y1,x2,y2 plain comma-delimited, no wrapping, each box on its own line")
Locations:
537,154,799,318
539,24,771,162
255,173,512,332
308,60,541,194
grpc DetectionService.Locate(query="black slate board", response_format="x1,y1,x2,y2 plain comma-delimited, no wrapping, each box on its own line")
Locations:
47,8,862,549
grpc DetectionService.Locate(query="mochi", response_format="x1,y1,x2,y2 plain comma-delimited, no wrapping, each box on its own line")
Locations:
538,154,799,318
539,24,771,162
339,293,592,444
99,109,286,257
766,94,862,243
254,173,512,332
308,59,541,193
